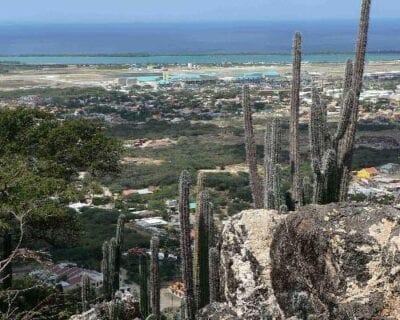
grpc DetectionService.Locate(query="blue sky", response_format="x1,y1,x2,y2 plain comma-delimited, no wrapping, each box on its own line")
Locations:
1,0,398,23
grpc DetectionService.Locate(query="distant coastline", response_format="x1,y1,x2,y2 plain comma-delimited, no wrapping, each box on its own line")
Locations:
1,52,399,65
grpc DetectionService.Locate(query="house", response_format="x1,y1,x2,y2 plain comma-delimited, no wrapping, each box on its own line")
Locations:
135,217,168,229
357,167,379,179
30,263,103,290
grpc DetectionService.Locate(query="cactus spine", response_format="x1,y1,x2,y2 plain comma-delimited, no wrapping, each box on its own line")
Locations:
289,32,303,208
178,170,196,320
242,85,263,209
209,247,220,303
81,273,91,312
139,254,150,318
194,190,211,310
150,236,160,320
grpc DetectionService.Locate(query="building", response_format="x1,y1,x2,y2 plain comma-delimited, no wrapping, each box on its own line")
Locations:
30,263,103,290
135,217,168,229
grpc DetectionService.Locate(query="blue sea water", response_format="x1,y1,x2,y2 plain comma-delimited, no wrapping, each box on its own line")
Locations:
0,20,399,64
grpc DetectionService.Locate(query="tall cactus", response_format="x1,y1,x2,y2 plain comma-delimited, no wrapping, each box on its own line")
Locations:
102,215,125,301
207,202,215,249
178,170,196,320
289,32,303,208
150,236,160,320
308,0,371,204
264,119,282,209
108,238,118,297
81,273,91,312
194,190,211,310
242,85,263,209
102,241,111,300
337,0,371,201
114,214,125,291
209,247,220,303
139,254,150,318
2,232,12,289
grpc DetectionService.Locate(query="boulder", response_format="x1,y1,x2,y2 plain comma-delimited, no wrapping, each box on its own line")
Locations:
217,203,400,319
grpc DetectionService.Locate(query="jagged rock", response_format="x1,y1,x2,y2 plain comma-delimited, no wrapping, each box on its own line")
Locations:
217,203,400,319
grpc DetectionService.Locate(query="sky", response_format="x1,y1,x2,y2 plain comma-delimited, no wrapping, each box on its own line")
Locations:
0,0,399,24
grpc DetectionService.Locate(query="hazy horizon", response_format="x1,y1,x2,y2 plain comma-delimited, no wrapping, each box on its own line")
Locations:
1,0,399,23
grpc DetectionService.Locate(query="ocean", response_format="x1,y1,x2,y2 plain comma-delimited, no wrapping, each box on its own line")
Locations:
0,20,399,64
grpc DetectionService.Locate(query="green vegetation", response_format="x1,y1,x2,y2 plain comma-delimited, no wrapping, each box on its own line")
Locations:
51,208,150,269
0,108,122,178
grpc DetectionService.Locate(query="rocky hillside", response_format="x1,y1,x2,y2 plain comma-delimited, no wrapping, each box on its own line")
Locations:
200,203,400,319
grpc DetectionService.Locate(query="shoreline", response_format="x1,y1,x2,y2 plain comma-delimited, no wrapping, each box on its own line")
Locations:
1,52,400,66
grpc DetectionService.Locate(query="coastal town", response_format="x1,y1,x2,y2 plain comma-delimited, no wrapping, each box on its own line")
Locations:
3,57,399,317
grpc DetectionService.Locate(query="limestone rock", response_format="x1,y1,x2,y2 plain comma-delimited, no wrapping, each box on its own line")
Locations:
217,203,400,319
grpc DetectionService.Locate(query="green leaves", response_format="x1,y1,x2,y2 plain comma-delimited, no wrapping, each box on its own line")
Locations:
0,109,122,180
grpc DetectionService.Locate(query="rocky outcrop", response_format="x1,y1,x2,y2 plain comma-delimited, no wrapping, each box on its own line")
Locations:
211,203,400,319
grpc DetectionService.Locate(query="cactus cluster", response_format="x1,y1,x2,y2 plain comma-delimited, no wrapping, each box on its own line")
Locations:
243,0,371,208
177,170,220,318
309,0,371,204
102,214,125,300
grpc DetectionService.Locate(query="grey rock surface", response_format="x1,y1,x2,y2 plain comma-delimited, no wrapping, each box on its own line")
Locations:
214,203,400,319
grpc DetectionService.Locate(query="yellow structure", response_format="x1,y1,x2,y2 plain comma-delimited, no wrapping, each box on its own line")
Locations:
357,167,378,180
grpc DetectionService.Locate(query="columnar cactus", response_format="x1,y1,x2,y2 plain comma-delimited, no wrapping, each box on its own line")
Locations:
208,247,220,303
81,273,91,312
289,32,303,208
107,300,123,320
116,214,125,247
308,0,371,204
178,170,196,320
302,176,313,205
194,190,211,310
207,202,215,249
102,241,111,300
101,215,125,301
150,236,160,320
108,238,118,296
242,85,263,209
196,171,206,196
337,0,371,202
114,215,125,291
264,119,282,209
139,254,150,318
